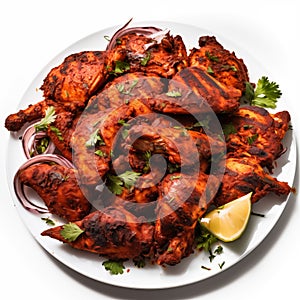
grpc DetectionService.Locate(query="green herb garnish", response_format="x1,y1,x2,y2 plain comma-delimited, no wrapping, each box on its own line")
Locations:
140,51,151,66
116,79,138,96
205,51,219,62
85,129,105,147
50,126,63,141
102,260,125,275
247,133,258,145
195,225,218,252
94,149,106,157
222,123,237,139
34,106,56,132
60,222,84,242
245,76,282,109
41,217,55,226
207,66,214,75
166,90,182,98
106,171,141,195
114,60,130,74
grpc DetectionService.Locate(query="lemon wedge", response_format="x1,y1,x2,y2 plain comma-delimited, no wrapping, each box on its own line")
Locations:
200,192,252,242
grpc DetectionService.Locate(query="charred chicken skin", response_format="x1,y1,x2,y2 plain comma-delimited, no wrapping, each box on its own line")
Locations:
222,105,291,172
106,31,188,78
41,207,154,261
5,22,294,268
214,156,292,206
189,36,250,93
41,51,109,105
155,172,220,265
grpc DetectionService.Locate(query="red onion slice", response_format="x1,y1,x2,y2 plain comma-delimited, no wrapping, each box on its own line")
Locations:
106,18,163,50
13,154,74,214
22,122,56,159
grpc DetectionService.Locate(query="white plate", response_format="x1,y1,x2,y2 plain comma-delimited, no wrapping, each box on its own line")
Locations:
5,21,297,289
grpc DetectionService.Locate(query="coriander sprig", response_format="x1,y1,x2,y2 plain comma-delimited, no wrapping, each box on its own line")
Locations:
34,106,56,132
245,76,282,109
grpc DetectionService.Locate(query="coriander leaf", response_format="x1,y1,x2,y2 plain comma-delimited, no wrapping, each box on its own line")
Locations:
214,245,224,255
140,52,151,66
247,133,258,145
106,174,124,195
102,260,125,275
34,106,56,132
247,76,282,109
116,79,138,96
207,66,214,75
205,51,219,62
106,171,141,195
94,149,106,157
60,222,84,242
134,258,146,268
195,225,218,252
166,90,182,97
118,171,141,189
244,81,255,102
41,217,55,226
218,261,225,269
85,129,105,147
222,123,237,139
50,126,63,141
114,61,130,74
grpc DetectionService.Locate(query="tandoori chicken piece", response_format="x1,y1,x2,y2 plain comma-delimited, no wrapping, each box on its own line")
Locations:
169,66,242,114
5,100,48,132
71,99,152,185
214,156,293,206
41,207,154,261
122,121,225,173
221,105,291,171
189,36,250,93
154,172,220,265
106,31,188,78
86,72,165,112
18,163,91,221
5,51,108,132
41,51,108,105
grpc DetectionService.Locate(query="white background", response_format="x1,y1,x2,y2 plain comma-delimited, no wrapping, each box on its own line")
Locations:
0,0,299,299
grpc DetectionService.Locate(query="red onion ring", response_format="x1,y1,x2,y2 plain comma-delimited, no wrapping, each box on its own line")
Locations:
14,154,74,214
22,122,56,159
106,18,164,50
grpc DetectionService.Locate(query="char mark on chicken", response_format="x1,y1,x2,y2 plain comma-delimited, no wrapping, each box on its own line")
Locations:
41,207,154,261
189,36,250,93
214,156,293,206
154,172,220,265
221,105,291,172
169,66,242,114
